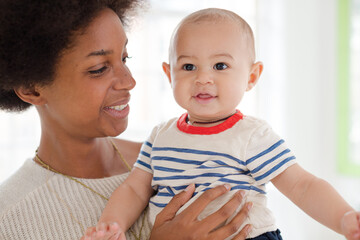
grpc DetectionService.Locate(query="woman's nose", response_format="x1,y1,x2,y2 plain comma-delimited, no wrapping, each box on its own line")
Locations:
112,65,136,90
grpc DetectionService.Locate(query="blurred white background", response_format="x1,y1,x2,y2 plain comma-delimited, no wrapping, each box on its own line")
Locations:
1,0,359,239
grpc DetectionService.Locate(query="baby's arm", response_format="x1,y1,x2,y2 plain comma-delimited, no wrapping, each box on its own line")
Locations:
84,168,154,239
272,163,360,238
101,167,154,226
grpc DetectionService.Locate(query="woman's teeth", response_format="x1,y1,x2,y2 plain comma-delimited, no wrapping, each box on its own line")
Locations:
109,104,127,111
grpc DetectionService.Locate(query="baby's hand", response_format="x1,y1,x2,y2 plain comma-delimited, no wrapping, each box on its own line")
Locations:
341,210,360,240
81,222,126,240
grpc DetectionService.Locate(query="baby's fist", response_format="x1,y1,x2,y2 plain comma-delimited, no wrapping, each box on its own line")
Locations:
341,210,360,240
81,222,125,240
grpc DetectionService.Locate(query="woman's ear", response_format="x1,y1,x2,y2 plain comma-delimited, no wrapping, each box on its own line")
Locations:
14,86,47,106
247,61,264,91
162,62,172,85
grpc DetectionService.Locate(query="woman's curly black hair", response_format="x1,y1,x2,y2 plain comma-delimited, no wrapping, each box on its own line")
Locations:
0,0,144,112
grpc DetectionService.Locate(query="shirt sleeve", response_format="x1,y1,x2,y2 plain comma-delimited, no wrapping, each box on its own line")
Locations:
245,121,296,185
133,125,159,174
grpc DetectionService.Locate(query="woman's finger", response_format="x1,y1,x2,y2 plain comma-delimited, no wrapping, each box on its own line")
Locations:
232,224,252,240
178,184,231,222
209,202,253,239
153,184,195,228
200,190,244,230
214,203,252,239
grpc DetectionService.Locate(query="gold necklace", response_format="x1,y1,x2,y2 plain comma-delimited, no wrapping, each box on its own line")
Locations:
35,153,109,201
34,139,149,240
35,139,130,201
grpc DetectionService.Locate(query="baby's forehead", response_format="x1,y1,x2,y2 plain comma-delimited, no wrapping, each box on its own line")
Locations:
182,8,240,23
174,9,253,44
173,20,245,48
184,8,250,28
179,14,244,32
168,8,255,62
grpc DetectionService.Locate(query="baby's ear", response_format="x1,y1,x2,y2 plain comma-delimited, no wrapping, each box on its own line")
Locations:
14,85,47,106
247,61,263,91
162,62,172,84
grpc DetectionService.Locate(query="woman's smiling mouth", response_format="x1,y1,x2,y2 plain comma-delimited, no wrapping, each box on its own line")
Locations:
108,104,128,111
104,103,130,119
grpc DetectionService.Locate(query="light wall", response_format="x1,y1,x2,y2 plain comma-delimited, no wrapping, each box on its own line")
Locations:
258,0,360,239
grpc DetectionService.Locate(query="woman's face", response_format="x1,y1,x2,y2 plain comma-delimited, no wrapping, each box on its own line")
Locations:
39,8,135,139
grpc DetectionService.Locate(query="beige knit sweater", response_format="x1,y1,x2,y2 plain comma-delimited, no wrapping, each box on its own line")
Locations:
0,159,152,240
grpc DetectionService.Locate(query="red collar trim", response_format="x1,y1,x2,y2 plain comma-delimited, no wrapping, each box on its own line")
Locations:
177,110,243,135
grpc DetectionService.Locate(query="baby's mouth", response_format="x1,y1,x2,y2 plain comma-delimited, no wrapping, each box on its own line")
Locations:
196,93,214,99
194,93,216,104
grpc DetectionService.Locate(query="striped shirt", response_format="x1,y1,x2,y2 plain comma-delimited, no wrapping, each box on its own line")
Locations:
134,111,296,238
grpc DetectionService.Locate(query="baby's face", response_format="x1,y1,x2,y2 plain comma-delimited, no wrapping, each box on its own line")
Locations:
166,20,255,123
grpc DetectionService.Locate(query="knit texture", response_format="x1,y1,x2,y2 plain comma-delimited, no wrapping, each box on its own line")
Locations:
0,159,151,240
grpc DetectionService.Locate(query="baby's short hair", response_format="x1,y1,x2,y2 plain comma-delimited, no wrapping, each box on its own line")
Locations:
169,8,255,63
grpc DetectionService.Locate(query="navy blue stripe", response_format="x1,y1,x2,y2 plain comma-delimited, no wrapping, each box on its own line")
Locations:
158,183,212,192
212,160,237,167
199,185,265,194
155,189,175,197
155,185,266,199
198,160,246,172
166,186,175,196
154,166,184,173
231,185,266,194
149,201,167,208
152,157,246,173
251,149,290,174
144,141,152,148
254,156,296,181
152,147,245,165
154,184,266,207
246,140,285,165
153,172,234,181
218,178,249,185
156,192,173,197
157,180,255,191
136,160,152,170
140,150,150,158
152,156,203,165
197,164,247,173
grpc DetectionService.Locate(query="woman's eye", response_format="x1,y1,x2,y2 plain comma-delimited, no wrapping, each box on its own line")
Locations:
214,63,228,70
122,56,131,63
89,66,108,76
182,64,196,71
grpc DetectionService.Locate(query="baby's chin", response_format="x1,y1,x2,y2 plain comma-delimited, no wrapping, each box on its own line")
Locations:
187,111,235,122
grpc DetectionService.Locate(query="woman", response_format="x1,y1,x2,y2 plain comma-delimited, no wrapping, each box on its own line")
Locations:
0,0,251,239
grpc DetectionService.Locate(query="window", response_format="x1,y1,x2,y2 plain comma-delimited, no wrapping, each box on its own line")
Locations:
337,0,360,175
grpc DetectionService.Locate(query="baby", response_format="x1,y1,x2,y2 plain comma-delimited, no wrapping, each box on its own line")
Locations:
84,8,360,240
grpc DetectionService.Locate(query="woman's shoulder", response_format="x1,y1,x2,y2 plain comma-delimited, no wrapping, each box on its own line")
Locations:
0,159,49,216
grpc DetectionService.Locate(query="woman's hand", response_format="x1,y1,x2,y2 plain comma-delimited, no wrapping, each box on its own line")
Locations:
149,184,252,240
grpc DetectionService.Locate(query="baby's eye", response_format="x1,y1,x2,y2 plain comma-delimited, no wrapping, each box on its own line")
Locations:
89,66,108,76
182,64,196,71
213,63,228,70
